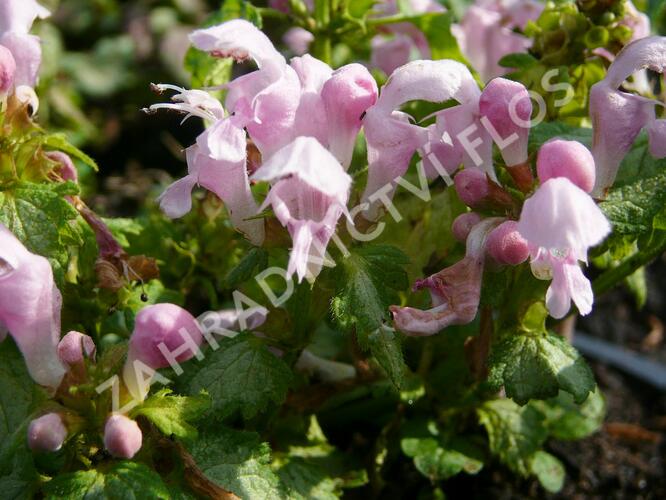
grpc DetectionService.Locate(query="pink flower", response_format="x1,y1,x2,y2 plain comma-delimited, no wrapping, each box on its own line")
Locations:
149,87,264,245
391,218,500,335
478,77,532,167
517,178,611,318
191,19,302,158
361,59,481,219
452,0,542,82
486,220,529,265
536,139,595,193
452,212,482,242
104,415,143,459
0,224,65,389
28,413,67,452
0,0,49,88
590,36,666,197
123,303,203,400
252,137,352,282
0,44,15,96
321,63,378,168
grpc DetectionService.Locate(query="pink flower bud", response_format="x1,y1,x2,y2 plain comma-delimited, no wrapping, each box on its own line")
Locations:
455,168,489,207
486,221,529,265
455,168,515,210
452,212,482,242
536,139,596,193
57,331,95,365
104,415,142,459
46,151,78,183
0,45,16,95
128,304,203,370
28,413,67,452
479,78,531,167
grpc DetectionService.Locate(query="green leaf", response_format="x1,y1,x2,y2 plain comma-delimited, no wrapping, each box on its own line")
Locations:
488,332,595,405
180,333,293,420
346,0,377,19
530,451,565,493
367,327,408,390
498,52,538,69
331,244,409,335
0,340,45,496
43,133,99,171
401,420,483,481
276,458,339,500
130,389,210,440
43,462,170,499
533,388,605,441
477,399,548,476
225,247,268,289
614,131,666,186
0,181,81,283
188,427,281,499
600,170,666,238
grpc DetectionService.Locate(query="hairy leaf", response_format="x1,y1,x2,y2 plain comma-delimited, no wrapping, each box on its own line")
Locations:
181,333,293,420
130,389,210,440
477,399,548,476
43,462,170,499
188,428,281,499
488,332,595,405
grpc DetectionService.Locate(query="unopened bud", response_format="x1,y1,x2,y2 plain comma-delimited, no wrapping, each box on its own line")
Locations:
58,331,96,365
104,415,142,459
452,212,482,242
479,78,531,167
0,45,16,96
486,221,530,265
454,168,513,210
28,413,67,452
536,139,595,193
128,303,203,369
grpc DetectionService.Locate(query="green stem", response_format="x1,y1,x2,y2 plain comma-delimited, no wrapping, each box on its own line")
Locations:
365,14,412,27
593,232,666,296
312,0,332,64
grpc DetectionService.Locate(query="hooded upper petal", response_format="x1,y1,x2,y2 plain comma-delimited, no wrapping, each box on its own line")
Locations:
361,60,480,219
590,36,666,197
517,177,611,261
0,224,65,388
0,0,49,35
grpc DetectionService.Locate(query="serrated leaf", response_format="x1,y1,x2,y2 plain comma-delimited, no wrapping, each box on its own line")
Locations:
368,327,407,390
43,461,170,499
530,451,565,493
405,12,465,62
600,170,666,238
188,427,281,499
400,420,483,481
331,245,409,335
0,181,81,283
477,399,547,476
488,332,595,405
225,247,268,289
130,389,210,440
0,340,45,496
614,131,666,186
533,388,605,441
180,333,293,420
276,458,339,500
43,133,99,171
